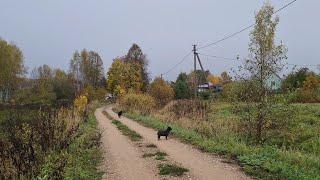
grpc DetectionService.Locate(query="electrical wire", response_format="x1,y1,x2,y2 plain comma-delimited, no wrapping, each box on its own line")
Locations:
160,0,300,77
162,51,193,76
287,63,319,67
198,53,239,61
198,0,298,50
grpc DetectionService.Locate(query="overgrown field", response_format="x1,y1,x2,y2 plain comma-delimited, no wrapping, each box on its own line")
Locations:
0,102,103,179
38,112,103,179
117,101,320,179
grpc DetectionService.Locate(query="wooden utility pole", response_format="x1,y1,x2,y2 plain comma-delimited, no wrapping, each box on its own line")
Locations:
193,45,198,98
192,44,207,98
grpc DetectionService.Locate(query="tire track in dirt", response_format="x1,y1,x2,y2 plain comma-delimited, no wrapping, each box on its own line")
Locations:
105,106,250,180
95,107,159,180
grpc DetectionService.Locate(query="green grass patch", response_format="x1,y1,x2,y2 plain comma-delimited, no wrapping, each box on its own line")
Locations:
154,151,167,161
155,155,166,161
111,120,142,141
155,151,167,156
158,164,189,176
142,151,167,159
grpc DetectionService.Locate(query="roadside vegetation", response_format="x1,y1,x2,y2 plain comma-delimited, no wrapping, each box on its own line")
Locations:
40,103,103,180
0,39,105,178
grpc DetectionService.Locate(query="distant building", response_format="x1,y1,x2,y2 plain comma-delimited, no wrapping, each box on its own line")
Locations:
266,73,282,91
197,82,222,93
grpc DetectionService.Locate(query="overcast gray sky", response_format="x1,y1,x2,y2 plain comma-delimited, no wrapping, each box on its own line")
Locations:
1,0,319,80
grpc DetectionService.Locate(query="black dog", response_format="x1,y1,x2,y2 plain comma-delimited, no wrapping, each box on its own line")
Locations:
157,127,172,140
118,111,123,118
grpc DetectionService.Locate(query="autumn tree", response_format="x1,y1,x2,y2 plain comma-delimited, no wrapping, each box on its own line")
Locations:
69,50,82,91
302,73,319,91
124,44,149,92
106,59,142,96
207,75,222,85
0,39,25,102
239,3,287,143
82,50,105,88
149,77,174,107
69,49,105,91
293,73,320,103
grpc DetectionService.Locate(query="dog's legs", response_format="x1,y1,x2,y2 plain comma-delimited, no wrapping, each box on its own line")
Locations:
158,135,160,140
165,135,168,140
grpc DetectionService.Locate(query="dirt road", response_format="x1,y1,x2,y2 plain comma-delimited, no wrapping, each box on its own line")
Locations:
95,107,159,180
102,106,250,180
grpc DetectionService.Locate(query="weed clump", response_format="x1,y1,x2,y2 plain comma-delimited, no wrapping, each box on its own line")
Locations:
158,164,189,176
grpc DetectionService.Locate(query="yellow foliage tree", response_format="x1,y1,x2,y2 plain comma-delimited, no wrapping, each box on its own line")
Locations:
207,75,222,85
107,59,142,96
302,74,319,91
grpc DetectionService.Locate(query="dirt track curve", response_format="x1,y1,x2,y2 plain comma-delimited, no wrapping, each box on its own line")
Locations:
96,106,250,180
95,107,159,180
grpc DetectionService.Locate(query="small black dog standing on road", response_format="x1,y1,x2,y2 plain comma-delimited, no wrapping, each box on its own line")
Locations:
118,111,123,118
157,127,172,140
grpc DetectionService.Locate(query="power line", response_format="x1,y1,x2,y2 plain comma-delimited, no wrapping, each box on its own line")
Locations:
198,0,298,50
162,51,192,76
287,63,319,67
160,0,299,78
198,53,239,61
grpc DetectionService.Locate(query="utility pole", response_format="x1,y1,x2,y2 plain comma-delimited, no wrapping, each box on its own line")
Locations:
192,44,207,98
193,44,198,98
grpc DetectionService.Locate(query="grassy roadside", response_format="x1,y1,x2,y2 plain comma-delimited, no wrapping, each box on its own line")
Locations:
120,110,320,180
38,104,104,180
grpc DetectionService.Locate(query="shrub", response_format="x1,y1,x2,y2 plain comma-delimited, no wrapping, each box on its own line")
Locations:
119,92,156,114
220,81,256,102
0,106,78,179
288,89,320,103
297,90,320,103
74,95,88,116
302,73,319,91
149,77,174,107
290,74,320,103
